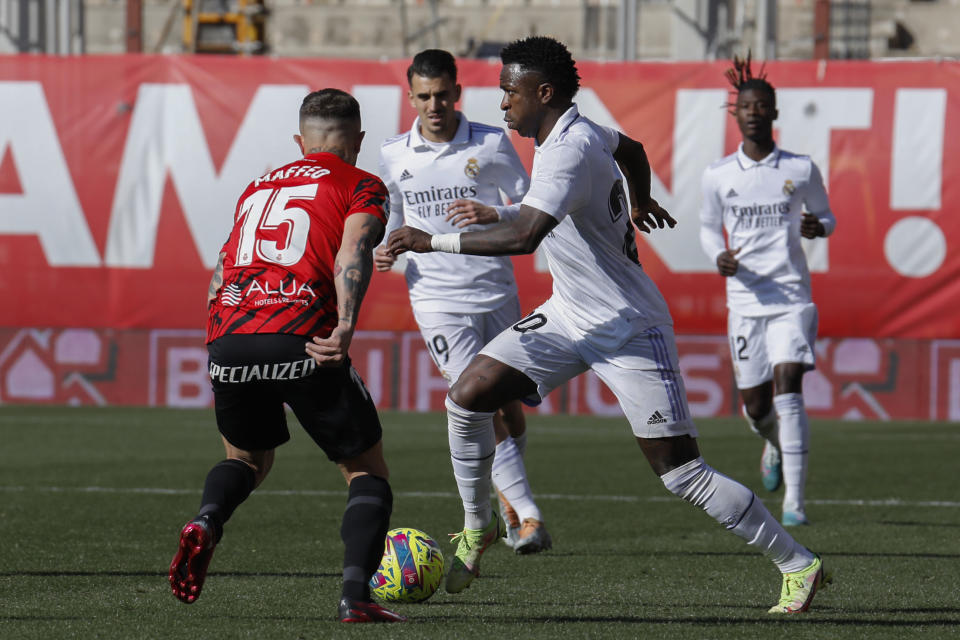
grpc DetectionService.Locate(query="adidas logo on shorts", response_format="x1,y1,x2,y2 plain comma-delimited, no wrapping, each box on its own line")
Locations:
726,188,738,198
399,169,414,181
647,410,668,425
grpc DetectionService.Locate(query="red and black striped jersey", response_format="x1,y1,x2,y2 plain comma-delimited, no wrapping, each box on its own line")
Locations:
206,152,389,343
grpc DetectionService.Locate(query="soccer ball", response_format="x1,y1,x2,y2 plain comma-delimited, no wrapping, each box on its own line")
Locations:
369,528,445,603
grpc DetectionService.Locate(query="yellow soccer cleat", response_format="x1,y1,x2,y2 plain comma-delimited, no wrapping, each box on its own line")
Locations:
445,511,506,594
768,554,832,613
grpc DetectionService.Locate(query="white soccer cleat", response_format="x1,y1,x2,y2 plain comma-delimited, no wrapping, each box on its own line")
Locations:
513,518,552,555
496,488,521,549
761,441,782,492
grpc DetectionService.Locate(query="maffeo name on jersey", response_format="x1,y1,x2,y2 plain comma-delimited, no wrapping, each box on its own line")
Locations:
254,164,331,187
731,201,790,229
209,357,317,383
403,185,479,218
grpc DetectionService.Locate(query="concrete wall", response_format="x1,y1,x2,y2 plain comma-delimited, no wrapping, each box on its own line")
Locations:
76,0,960,59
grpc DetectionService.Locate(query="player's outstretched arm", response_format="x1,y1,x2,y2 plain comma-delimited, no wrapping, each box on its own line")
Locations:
306,212,384,367
613,133,677,233
387,207,557,257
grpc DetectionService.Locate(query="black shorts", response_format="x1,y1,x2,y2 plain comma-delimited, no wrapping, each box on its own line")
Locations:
207,333,382,460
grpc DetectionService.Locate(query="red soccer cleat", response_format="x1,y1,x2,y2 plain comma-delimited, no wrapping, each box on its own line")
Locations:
169,517,217,604
338,597,407,623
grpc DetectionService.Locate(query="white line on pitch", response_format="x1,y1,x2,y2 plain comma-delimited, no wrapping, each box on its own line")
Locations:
1,485,958,508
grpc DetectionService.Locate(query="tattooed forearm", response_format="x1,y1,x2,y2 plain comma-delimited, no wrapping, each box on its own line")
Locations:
335,259,371,328
207,252,226,303
333,216,381,330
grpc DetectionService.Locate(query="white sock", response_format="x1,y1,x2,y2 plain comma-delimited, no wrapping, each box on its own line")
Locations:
446,396,496,530
661,457,813,573
774,393,809,514
512,431,527,457
492,437,541,523
743,405,779,448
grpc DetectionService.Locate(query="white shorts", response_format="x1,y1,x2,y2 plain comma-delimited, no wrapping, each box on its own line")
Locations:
727,303,818,389
413,297,523,385
479,299,698,439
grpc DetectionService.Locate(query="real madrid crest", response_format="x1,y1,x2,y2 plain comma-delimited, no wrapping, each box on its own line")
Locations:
464,157,480,179
782,179,796,196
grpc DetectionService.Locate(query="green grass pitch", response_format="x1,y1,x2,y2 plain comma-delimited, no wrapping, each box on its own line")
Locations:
1,406,958,638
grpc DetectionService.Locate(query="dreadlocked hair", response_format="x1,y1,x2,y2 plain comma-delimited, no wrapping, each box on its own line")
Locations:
500,36,581,102
725,51,775,114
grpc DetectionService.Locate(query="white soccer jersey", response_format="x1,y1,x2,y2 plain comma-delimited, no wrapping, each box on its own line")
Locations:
699,144,836,317
379,113,529,313
521,104,673,352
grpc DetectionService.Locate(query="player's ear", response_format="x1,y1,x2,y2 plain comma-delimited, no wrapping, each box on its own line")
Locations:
355,130,366,154
407,88,416,108
537,82,553,106
453,83,462,103
772,107,779,122
293,134,306,156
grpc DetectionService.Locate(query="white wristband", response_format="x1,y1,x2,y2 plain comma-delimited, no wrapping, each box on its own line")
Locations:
430,233,462,254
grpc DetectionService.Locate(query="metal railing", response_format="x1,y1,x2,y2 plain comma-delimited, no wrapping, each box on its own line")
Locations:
0,0,84,54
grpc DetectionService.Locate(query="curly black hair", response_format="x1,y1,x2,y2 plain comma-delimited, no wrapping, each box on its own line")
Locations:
725,51,776,114
299,88,360,123
500,36,581,102
407,49,458,85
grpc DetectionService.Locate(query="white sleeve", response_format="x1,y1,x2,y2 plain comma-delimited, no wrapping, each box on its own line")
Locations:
488,133,530,204
378,152,406,244
804,162,836,237
597,125,621,153
698,168,727,263
522,143,587,221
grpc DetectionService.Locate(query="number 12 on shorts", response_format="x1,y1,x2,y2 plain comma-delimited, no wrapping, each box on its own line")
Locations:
733,335,749,361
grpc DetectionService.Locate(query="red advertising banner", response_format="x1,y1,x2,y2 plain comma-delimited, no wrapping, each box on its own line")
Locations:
1,56,959,418
2,327,955,421
1,56,958,338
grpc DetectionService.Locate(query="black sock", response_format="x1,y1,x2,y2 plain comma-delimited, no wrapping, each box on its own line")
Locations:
196,459,256,542
340,474,393,601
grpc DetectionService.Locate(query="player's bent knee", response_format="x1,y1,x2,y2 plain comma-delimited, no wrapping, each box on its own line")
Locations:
226,449,274,487
338,441,390,483
661,457,754,530
448,377,500,412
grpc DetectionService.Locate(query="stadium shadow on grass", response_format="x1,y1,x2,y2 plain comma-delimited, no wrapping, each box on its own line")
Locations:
539,549,758,558
0,616,85,622
880,520,960,528
823,551,960,559
1,570,338,578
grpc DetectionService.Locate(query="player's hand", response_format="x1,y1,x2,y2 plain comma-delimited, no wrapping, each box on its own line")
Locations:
387,226,433,255
801,213,825,239
446,199,498,228
716,248,741,277
374,245,396,271
632,198,677,234
306,326,353,367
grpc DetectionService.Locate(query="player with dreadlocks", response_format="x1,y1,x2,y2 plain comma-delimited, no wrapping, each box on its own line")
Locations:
388,36,832,613
700,53,837,527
